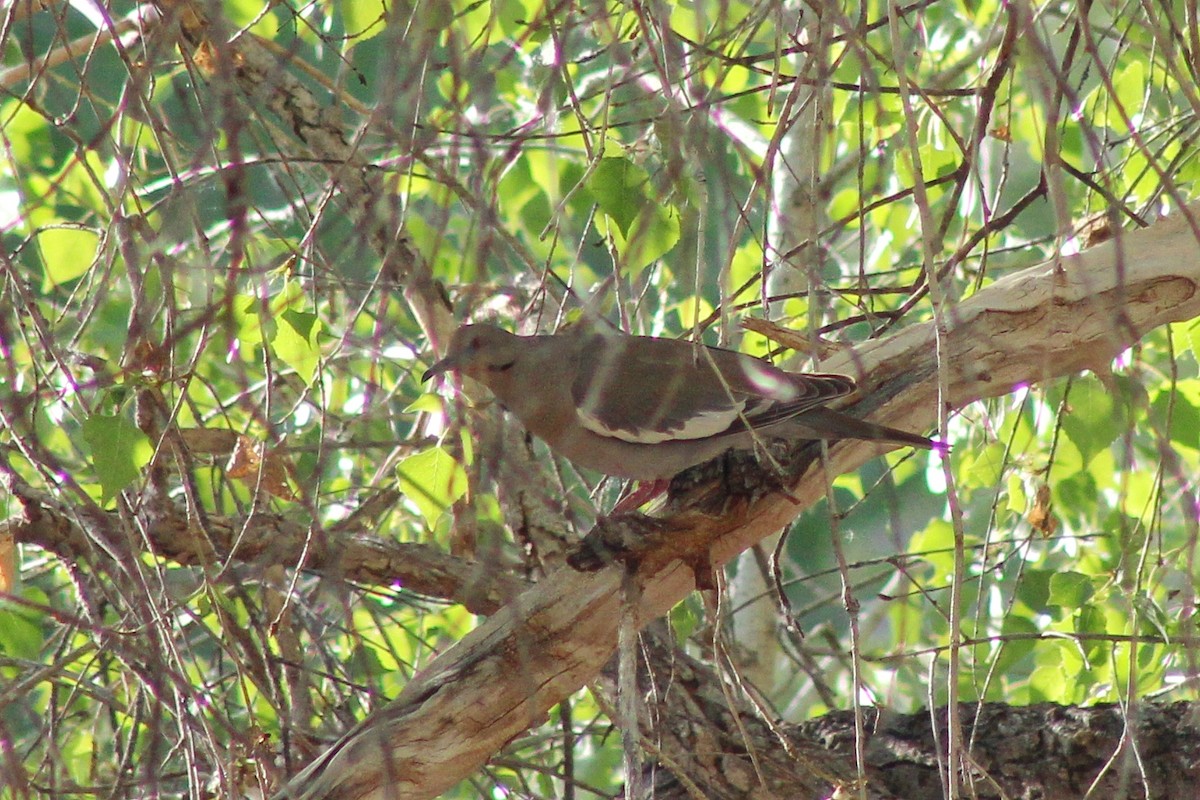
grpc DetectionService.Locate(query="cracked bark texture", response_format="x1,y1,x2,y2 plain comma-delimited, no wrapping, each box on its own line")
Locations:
626,628,1200,800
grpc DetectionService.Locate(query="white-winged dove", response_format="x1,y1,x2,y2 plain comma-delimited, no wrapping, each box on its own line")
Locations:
423,323,940,481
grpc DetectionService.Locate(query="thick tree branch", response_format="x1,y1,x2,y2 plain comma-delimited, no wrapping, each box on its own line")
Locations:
625,626,1199,799
0,477,525,616
280,206,1200,800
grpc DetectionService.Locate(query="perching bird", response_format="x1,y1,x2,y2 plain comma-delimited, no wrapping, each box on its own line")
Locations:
422,323,939,481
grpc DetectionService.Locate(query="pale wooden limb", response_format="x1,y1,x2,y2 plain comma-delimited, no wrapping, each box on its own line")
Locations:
281,205,1200,800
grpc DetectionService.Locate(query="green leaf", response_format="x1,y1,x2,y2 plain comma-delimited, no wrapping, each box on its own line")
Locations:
1048,570,1095,608
1005,472,1026,514
38,227,98,291
1074,603,1107,639
962,441,1007,487
671,295,715,331
0,590,46,658
1,99,55,169
1016,568,1053,612
669,596,702,644
233,293,266,350
993,614,1038,677
53,150,109,215
1180,319,1200,357
225,0,280,36
621,203,680,275
1027,662,1062,703
341,0,387,39
405,393,445,414
1151,380,1200,453
344,642,389,681
1048,436,1087,484
1111,61,1147,122
1061,376,1120,464
725,240,765,301
81,413,154,503
1132,592,1171,642
273,309,323,385
497,0,544,38
907,518,957,579
1121,469,1159,525
828,186,864,222
586,156,651,237
396,447,468,526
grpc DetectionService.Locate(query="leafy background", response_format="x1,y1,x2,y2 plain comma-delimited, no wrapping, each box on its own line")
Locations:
2,0,1198,797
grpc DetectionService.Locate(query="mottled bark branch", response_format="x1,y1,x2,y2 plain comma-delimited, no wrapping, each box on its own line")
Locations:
623,627,1199,800
1,476,524,616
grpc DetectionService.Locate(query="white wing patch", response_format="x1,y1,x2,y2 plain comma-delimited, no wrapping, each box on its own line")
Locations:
578,401,747,444
739,360,800,400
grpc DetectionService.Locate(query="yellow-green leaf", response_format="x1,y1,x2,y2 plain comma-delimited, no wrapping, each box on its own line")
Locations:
273,309,323,385
396,447,468,526
341,0,387,40
38,228,98,291
587,156,650,237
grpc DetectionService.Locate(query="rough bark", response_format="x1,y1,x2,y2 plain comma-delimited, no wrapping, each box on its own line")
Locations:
802,701,1200,799
624,626,1200,800
277,206,1200,799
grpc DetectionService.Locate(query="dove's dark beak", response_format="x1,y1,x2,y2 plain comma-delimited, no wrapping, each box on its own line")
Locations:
422,356,456,383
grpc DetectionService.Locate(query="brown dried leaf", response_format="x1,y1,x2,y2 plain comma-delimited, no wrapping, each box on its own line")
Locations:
1078,212,1114,248
226,435,298,502
0,527,15,594
1028,483,1057,537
